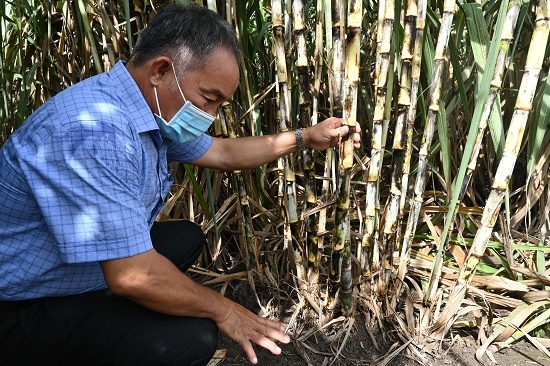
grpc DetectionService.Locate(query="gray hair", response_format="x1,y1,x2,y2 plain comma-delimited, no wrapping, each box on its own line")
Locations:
128,4,241,74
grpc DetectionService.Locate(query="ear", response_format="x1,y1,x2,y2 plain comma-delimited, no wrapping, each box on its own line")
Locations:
149,56,173,87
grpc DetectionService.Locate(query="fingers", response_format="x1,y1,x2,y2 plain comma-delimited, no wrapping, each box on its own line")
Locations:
240,339,258,364
338,125,350,137
353,124,361,148
239,333,283,364
238,318,290,364
261,318,291,344
306,118,362,150
339,122,361,149
217,303,291,364
255,334,282,355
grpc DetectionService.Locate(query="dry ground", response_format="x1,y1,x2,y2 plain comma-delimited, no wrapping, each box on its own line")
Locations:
206,280,550,366
215,334,550,366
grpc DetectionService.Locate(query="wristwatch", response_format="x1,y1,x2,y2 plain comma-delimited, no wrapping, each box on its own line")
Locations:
295,128,306,151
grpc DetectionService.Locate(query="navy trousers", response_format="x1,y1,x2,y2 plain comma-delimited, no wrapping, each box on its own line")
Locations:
0,220,218,366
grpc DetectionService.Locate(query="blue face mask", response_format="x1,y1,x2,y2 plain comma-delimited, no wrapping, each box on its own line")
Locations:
153,64,216,143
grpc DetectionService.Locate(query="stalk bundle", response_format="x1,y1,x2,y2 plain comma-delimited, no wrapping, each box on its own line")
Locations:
327,0,362,317
219,103,261,272
424,0,524,305
362,0,395,295
431,0,550,340
400,0,456,311
326,0,346,312
389,0,427,312
272,0,305,289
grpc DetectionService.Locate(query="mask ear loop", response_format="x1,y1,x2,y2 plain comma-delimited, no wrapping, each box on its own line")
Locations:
171,63,187,103
153,86,162,118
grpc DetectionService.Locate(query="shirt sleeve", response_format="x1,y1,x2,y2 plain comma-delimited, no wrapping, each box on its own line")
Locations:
166,133,212,163
20,118,153,264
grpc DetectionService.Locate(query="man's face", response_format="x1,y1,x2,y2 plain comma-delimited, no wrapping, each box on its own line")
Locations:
165,47,240,119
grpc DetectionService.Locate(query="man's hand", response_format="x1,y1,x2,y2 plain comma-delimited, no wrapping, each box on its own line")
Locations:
302,117,362,151
214,300,290,364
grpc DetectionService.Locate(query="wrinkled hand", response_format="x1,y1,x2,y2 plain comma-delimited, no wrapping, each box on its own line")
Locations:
302,117,361,150
215,299,291,364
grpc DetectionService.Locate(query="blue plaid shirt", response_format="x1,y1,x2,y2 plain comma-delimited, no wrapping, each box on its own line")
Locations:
0,61,212,300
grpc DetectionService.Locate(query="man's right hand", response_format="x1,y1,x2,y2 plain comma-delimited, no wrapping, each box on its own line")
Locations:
215,299,291,364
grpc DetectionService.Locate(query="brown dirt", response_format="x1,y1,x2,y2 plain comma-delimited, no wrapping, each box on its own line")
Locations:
209,281,550,366
217,320,549,366
217,335,549,366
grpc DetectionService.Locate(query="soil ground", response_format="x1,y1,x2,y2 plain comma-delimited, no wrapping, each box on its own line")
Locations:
207,281,550,366
216,334,549,366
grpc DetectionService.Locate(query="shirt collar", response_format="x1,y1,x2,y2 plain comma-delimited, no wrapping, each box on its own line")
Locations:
110,60,158,134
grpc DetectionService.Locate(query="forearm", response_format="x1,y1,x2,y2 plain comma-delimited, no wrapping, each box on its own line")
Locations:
100,249,231,321
229,132,298,169
192,117,358,171
195,130,300,171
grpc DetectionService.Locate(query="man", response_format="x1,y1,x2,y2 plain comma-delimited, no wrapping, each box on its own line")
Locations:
0,4,360,366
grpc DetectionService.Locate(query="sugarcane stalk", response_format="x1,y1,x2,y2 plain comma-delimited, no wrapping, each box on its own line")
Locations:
383,0,419,310
336,0,362,317
361,0,394,292
329,170,351,313
374,0,387,88
329,0,345,119
206,0,216,11
292,0,319,288
219,102,262,273
400,0,456,300
314,4,334,313
326,0,345,312
312,1,327,278
228,0,261,138
273,0,294,220
273,0,304,287
392,0,427,311
312,0,324,130
425,0,523,304
386,0,417,245
273,0,298,224
271,0,290,212
431,0,549,339
400,0,426,215
123,0,133,54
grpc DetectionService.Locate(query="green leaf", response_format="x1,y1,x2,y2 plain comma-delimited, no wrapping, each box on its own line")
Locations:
184,164,213,220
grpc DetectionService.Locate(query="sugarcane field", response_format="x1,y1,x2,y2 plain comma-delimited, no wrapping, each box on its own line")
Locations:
1,0,550,365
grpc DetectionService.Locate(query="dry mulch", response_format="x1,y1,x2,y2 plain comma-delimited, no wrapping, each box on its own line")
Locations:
206,281,550,366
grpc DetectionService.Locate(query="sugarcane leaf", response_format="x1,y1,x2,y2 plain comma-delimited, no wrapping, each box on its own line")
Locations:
464,3,490,77
527,69,550,174
488,247,514,278
75,0,102,74
184,163,213,220
204,168,219,245
122,0,133,53
422,14,435,83
15,62,40,127
448,39,473,124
